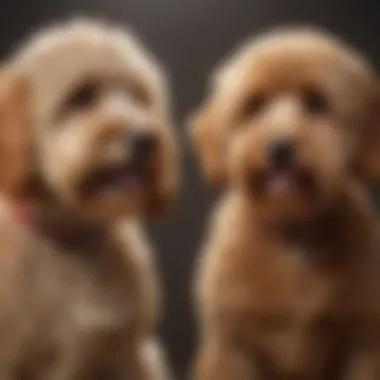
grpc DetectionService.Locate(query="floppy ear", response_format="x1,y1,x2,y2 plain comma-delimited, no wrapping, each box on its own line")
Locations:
188,100,226,187
353,86,380,185
143,125,179,218
0,69,30,198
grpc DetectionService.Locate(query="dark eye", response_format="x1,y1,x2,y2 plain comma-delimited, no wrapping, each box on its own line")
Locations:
302,89,329,115
66,81,99,110
243,93,267,118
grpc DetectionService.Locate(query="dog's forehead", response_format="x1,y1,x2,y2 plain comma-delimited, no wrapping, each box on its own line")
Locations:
18,34,142,92
216,30,373,93
12,20,167,119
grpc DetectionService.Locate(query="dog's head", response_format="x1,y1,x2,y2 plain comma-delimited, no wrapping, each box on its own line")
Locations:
3,19,178,222
189,28,380,219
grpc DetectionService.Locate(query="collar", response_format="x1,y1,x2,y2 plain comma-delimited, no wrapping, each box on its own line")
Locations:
12,202,30,225
11,202,105,250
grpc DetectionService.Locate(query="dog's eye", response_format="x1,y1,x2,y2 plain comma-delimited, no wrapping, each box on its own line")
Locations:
242,93,267,118
66,82,99,110
302,89,329,115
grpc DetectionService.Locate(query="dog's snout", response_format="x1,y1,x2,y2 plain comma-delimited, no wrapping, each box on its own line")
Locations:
268,140,294,168
128,131,157,158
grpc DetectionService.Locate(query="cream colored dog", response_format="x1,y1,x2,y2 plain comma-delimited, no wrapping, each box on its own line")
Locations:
0,19,177,379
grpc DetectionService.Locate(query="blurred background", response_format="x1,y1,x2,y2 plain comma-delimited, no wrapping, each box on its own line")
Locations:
1,0,378,376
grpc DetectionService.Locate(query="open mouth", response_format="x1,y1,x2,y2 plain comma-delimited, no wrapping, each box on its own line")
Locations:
253,167,315,196
80,162,151,197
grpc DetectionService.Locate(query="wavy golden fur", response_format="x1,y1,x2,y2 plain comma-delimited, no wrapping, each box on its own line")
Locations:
190,28,380,380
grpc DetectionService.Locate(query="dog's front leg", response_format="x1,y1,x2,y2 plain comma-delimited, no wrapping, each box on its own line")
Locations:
191,338,261,380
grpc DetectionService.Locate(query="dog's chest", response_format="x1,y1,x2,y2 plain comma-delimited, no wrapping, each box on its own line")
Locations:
24,243,145,377
234,245,344,375
65,279,134,338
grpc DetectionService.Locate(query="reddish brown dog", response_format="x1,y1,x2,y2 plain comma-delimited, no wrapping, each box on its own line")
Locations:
189,28,380,380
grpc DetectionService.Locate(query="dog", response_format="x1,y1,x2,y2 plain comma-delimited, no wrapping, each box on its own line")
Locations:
189,28,380,380
0,18,177,379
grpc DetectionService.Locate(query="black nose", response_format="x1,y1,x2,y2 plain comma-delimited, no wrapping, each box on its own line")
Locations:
268,140,294,168
128,131,157,158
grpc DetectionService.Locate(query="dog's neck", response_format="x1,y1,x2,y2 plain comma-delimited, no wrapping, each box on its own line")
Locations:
13,199,109,252
269,210,343,250
254,185,373,255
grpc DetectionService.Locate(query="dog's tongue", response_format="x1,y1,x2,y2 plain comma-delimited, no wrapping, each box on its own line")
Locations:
267,170,296,195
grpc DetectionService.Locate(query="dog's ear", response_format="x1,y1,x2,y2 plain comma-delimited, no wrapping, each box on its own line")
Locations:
143,124,179,218
353,85,380,186
0,69,30,198
188,99,226,187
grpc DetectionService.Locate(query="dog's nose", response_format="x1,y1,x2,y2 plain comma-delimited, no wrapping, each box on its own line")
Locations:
128,131,157,158
268,140,294,167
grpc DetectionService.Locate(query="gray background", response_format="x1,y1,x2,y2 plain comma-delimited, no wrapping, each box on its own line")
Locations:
0,0,378,376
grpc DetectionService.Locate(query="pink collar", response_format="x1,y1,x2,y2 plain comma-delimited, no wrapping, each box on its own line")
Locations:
12,202,30,225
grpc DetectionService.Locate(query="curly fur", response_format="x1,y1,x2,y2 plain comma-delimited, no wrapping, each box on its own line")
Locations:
190,27,380,380
0,18,177,380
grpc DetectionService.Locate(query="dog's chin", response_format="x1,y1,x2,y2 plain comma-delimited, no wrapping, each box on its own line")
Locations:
247,167,321,219
74,162,157,220
79,161,153,199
